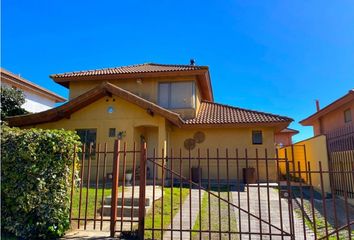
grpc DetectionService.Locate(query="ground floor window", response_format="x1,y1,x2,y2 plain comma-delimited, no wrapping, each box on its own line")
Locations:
252,130,263,145
76,129,97,157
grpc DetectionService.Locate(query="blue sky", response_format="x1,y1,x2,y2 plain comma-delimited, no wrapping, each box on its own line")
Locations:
2,1,354,142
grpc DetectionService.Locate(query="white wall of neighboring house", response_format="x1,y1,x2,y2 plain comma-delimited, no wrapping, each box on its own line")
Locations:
2,81,56,113
1,68,66,113
22,90,56,113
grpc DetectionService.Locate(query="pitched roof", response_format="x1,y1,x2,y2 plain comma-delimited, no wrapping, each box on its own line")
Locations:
184,101,293,126
280,128,299,134
6,82,183,127
300,89,354,126
50,63,208,78
1,68,66,102
50,63,213,101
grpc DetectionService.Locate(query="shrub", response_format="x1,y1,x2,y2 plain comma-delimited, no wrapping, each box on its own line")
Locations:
1,127,81,239
0,86,28,120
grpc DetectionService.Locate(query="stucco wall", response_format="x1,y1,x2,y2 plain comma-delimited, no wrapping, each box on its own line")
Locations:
275,132,293,146
313,100,354,135
279,135,331,193
33,95,167,181
2,81,56,113
29,93,279,182
68,76,199,119
169,127,278,181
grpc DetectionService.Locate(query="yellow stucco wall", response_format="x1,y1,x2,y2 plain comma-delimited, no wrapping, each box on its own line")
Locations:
168,127,278,181
278,135,331,193
34,95,167,181
28,92,280,182
69,76,199,119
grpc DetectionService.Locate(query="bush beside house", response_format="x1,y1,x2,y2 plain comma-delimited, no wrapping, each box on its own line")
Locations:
1,127,81,239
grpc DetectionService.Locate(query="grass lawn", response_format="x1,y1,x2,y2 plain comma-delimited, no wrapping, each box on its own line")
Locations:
144,187,190,240
192,191,238,240
294,202,354,240
71,187,112,221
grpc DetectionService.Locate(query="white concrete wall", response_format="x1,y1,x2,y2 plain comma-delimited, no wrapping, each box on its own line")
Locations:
22,91,56,112
2,82,57,113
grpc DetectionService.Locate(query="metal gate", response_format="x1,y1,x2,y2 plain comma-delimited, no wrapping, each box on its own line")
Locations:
69,140,354,239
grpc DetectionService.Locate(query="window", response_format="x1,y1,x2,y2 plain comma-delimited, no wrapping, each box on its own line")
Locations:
252,130,263,145
158,82,195,109
344,109,352,123
76,129,97,157
109,128,116,137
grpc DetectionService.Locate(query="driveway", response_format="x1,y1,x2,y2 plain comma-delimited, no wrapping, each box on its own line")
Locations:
231,183,315,240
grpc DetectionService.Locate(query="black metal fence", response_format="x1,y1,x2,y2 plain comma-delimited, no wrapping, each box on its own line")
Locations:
68,140,354,239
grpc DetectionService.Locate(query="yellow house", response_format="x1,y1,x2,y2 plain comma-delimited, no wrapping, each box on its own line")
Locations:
7,63,293,181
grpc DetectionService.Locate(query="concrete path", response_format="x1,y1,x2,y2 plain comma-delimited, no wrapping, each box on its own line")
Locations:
63,185,161,239
62,230,115,239
231,184,315,240
163,189,205,240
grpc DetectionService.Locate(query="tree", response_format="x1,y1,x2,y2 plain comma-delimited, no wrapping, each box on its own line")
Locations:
0,86,28,120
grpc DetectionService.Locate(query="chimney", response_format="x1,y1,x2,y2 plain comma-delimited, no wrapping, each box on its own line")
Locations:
316,100,320,112
190,59,195,66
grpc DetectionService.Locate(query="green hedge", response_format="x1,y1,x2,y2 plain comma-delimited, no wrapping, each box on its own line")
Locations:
1,127,81,239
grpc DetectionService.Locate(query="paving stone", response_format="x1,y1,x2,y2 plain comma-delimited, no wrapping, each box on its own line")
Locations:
231,184,315,240
163,189,205,240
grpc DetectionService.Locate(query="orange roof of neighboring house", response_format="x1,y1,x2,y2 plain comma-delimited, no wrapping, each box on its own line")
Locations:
300,89,354,126
50,63,213,101
6,81,293,130
1,68,66,103
279,128,299,134
184,101,292,129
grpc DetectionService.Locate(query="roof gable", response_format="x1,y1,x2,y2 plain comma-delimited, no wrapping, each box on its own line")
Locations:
6,82,183,127
300,89,354,126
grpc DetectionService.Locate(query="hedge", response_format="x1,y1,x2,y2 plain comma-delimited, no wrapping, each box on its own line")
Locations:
1,127,81,239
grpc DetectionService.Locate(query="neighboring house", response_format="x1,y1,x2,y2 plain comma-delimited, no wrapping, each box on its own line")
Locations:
299,89,354,197
7,63,293,181
300,89,354,135
275,128,299,147
1,68,66,112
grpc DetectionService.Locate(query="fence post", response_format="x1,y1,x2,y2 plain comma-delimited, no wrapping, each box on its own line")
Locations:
285,150,295,240
110,140,121,237
291,145,296,177
138,142,147,239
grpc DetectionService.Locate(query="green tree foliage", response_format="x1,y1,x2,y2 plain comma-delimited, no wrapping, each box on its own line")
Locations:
1,127,81,239
1,86,28,120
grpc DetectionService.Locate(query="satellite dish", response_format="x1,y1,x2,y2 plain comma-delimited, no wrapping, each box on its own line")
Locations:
193,131,206,143
184,138,196,150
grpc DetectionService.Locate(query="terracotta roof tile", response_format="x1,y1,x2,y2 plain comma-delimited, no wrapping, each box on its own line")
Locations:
51,63,207,78
280,128,299,134
185,101,292,125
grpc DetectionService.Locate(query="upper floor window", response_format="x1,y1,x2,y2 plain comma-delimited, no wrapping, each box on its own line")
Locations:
158,82,195,109
252,130,263,145
344,109,352,123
